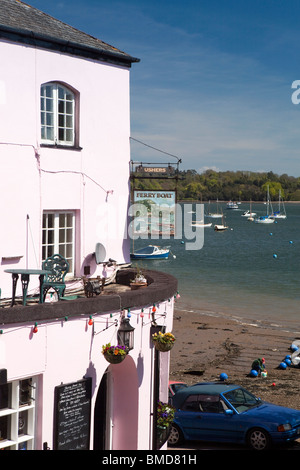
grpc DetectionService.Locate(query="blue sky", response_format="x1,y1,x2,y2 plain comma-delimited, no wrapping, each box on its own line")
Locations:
27,0,300,176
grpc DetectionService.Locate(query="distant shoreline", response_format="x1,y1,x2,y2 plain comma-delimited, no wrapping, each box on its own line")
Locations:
177,200,300,203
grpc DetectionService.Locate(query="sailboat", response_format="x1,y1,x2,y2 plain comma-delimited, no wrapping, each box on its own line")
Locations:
269,190,287,219
255,186,275,224
241,200,256,221
206,199,223,218
214,213,228,231
191,220,212,228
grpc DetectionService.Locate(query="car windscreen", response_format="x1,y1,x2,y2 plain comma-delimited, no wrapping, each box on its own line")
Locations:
223,387,261,413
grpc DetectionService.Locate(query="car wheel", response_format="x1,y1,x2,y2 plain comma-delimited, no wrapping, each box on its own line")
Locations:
168,424,184,447
246,427,271,450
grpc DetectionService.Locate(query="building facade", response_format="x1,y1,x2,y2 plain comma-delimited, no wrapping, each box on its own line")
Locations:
0,1,177,450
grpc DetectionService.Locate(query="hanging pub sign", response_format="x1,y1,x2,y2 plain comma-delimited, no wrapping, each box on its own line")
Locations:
53,377,92,450
134,164,176,178
133,190,176,236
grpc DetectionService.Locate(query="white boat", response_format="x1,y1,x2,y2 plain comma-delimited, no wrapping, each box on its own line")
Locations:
242,200,256,221
130,245,169,259
191,221,212,228
226,201,239,210
214,214,228,231
241,210,256,217
254,186,275,224
206,213,222,219
214,223,228,231
206,199,223,218
255,216,275,224
269,190,287,219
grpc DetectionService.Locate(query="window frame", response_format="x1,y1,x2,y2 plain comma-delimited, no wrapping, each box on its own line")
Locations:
42,211,75,277
40,82,79,148
0,377,38,450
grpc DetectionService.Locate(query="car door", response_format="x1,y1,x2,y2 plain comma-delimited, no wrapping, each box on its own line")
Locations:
178,394,240,442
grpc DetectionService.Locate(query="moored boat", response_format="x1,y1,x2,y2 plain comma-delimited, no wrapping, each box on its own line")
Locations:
255,216,275,224
214,214,228,231
226,201,239,209
191,221,212,228
269,190,287,219
254,186,274,224
214,223,228,231
130,245,170,259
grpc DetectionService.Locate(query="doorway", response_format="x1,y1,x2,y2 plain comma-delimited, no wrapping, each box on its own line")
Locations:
93,358,138,450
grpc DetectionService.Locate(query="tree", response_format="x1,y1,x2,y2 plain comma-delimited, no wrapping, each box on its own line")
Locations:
262,181,284,198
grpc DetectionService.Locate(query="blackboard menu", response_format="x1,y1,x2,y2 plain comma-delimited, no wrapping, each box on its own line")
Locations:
53,377,92,450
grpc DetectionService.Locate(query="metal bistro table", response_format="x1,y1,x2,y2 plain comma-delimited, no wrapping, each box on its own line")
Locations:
4,269,51,306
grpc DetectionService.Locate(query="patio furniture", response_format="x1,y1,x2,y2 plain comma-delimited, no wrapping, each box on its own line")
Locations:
4,268,50,306
41,254,69,302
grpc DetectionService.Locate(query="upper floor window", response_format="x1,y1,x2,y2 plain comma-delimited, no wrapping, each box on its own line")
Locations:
41,83,76,146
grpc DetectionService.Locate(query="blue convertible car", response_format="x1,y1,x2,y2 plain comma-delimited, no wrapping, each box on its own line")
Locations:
168,382,300,450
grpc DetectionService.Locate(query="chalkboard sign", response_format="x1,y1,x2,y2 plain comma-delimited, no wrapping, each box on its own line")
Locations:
53,377,92,450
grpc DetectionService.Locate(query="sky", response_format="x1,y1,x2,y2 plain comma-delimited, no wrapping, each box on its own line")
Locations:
26,0,300,176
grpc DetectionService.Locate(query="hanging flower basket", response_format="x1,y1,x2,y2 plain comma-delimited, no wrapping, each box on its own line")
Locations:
152,331,176,352
156,401,175,448
102,344,127,364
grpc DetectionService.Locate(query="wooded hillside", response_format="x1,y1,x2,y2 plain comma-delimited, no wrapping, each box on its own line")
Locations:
132,169,300,201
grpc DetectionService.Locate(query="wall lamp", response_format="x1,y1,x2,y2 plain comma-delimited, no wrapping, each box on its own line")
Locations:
118,317,135,352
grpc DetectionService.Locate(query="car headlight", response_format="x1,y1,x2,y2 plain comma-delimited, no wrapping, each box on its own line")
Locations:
277,423,292,432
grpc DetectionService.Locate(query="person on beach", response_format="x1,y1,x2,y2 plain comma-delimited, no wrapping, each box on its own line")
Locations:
251,357,265,375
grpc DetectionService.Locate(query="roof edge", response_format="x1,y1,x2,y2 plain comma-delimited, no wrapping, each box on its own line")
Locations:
0,23,140,66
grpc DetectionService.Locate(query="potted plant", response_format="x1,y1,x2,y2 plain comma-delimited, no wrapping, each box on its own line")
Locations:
102,343,127,364
156,401,175,448
130,267,147,290
152,331,176,352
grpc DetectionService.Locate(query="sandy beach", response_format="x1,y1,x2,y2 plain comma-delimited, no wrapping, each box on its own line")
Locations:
169,308,300,410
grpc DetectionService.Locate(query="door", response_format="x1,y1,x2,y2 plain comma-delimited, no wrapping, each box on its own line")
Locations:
93,371,112,449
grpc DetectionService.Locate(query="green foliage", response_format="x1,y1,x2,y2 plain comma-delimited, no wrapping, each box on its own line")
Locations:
132,169,300,201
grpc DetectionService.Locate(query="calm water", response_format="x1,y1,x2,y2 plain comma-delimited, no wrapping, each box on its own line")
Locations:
131,202,300,333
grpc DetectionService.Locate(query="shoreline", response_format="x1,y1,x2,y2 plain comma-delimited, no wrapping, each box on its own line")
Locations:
170,307,300,409
174,301,300,336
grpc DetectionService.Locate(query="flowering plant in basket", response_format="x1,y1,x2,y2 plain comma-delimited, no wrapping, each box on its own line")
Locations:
157,401,175,428
152,331,175,351
102,343,126,356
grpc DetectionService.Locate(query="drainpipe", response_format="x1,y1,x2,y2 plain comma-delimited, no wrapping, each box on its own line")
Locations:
152,347,160,450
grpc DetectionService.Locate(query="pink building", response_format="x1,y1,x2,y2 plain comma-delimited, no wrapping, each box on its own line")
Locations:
0,0,177,450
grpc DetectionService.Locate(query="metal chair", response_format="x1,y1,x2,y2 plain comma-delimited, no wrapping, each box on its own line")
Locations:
41,254,69,302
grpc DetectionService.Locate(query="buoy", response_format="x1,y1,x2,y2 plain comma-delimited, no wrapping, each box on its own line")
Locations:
273,254,277,259
269,232,273,236
219,373,228,381
289,241,293,244
284,358,292,367
290,344,299,352
279,362,287,370
250,369,258,377
285,355,291,361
